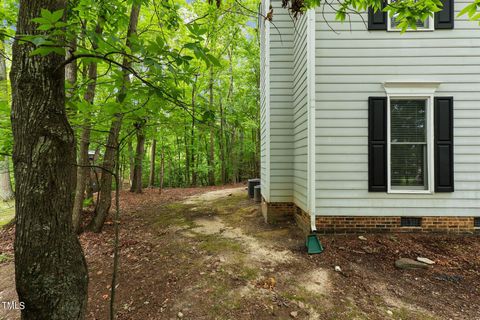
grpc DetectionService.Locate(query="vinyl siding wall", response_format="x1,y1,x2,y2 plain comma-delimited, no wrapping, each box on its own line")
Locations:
263,0,295,202
292,14,309,211
315,2,480,216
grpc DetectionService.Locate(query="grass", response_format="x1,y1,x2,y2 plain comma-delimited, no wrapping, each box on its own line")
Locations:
0,200,14,227
0,253,12,264
196,234,243,254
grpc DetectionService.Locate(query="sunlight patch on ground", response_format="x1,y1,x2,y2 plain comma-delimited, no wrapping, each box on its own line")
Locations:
192,216,295,265
182,187,245,205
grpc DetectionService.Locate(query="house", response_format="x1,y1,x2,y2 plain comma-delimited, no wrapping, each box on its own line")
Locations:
259,0,480,233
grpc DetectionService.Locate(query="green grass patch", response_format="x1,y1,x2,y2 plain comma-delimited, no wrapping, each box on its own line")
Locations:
196,234,243,254
152,203,196,229
0,253,12,263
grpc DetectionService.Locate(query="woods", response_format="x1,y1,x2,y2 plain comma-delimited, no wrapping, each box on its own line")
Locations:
1,0,260,317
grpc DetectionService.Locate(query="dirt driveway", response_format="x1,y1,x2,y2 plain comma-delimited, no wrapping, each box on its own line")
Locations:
0,185,479,319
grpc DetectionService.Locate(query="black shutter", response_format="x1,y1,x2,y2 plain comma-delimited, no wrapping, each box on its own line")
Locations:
435,0,454,29
434,97,454,192
368,2,387,30
368,97,387,192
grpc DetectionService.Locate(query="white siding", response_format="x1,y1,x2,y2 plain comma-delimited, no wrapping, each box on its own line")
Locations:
262,0,295,203
292,13,309,211
315,2,480,216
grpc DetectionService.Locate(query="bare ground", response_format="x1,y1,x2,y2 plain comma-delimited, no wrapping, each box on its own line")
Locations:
0,184,479,319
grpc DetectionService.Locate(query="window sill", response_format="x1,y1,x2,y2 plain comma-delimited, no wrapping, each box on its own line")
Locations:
387,28,434,32
388,190,433,195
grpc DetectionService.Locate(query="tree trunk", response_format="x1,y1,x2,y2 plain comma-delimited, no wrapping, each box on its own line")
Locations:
128,139,135,185
148,139,156,187
88,3,141,232
207,67,215,185
72,123,91,233
0,157,14,201
159,145,165,193
72,19,102,233
130,125,145,193
184,125,190,185
190,75,198,186
0,42,14,202
219,97,226,184
10,0,88,318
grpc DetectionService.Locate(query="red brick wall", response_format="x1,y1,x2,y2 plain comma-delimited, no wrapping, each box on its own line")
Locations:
262,201,478,234
261,200,295,224
315,216,477,234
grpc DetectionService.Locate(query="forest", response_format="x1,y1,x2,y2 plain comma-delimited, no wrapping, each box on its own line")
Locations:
1,0,480,319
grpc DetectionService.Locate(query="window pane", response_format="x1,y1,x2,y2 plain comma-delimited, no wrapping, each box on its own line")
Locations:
391,100,426,143
389,0,430,29
391,16,429,29
391,144,427,189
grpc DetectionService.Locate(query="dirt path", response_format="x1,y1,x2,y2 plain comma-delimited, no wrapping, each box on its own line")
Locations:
0,185,479,319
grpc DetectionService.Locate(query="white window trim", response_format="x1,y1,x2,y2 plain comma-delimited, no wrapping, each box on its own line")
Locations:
386,94,435,194
386,0,434,32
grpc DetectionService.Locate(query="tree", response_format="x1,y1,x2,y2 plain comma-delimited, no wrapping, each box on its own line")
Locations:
0,40,14,202
88,2,141,232
10,0,88,318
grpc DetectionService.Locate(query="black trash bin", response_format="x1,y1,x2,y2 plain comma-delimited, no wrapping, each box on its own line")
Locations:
247,178,260,198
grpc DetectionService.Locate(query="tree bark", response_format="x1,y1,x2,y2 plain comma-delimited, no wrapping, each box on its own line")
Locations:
130,125,145,193
88,3,141,232
148,139,156,187
10,0,88,318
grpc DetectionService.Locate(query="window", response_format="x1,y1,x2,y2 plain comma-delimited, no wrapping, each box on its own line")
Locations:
368,0,454,31
387,96,434,193
387,0,434,31
368,82,454,194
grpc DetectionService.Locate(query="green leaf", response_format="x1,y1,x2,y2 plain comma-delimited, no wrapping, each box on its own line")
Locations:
32,17,50,24
50,9,64,23
37,24,53,31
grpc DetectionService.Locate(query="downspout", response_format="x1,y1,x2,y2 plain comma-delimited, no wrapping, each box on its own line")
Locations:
307,9,317,232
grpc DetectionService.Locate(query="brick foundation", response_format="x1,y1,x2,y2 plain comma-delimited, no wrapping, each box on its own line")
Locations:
261,200,295,224
315,216,478,234
262,201,479,234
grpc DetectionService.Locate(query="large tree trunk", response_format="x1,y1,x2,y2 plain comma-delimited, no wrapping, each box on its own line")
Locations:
10,0,88,318
130,125,145,193
148,139,156,187
88,3,141,233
